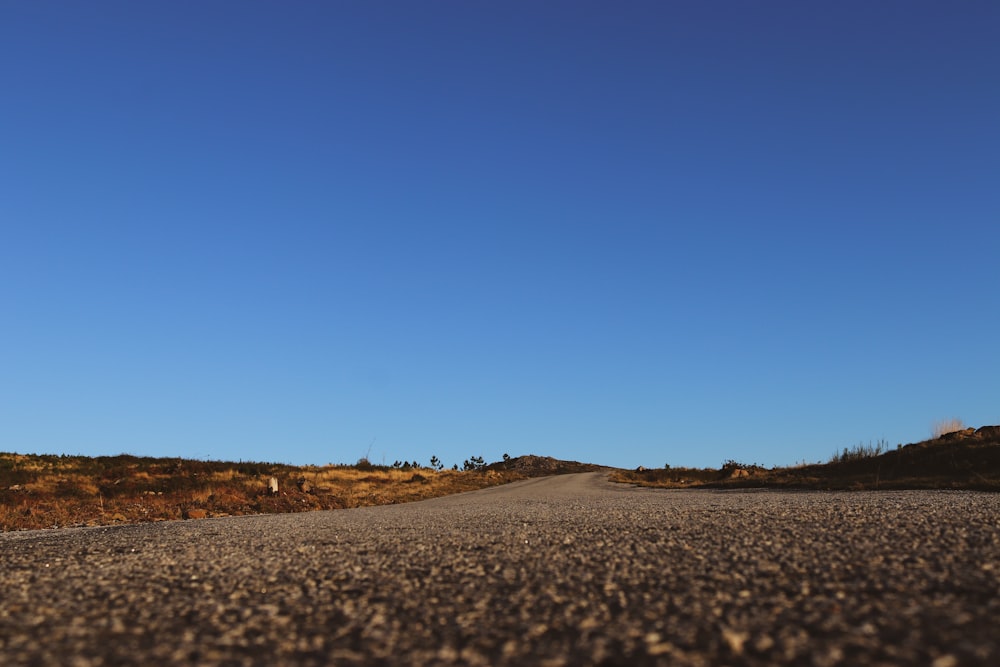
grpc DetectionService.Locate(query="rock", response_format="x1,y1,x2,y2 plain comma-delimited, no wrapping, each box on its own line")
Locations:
974,425,1000,441
8,484,25,492
267,477,279,495
185,509,209,520
636,466,646,472
730,468,750,479
721,628,749,655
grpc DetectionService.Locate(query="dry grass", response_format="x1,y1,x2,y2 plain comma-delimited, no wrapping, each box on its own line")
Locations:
9,427,997,531
0,454,525,531
613,425,1000,492
932,418,966,438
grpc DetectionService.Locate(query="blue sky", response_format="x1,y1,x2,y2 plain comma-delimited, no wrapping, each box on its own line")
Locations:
2,1,998,470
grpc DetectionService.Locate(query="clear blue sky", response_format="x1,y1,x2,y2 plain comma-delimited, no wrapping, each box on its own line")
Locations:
2,1,997,470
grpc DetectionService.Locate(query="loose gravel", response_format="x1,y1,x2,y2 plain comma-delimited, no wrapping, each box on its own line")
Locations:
2,472,998,666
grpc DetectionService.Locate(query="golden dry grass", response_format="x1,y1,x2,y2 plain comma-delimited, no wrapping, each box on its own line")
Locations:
932,417,966,438
0,453,525,531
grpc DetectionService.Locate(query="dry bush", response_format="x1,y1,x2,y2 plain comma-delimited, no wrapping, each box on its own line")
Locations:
932,418,966,438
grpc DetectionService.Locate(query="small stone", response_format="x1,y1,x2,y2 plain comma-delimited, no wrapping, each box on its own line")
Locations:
436,646,459,661
722,628,749,655
754,634,775,652
932,655,958,667
647,641,674,656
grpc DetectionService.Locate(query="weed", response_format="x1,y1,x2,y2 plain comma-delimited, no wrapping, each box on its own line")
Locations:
829,439,888,464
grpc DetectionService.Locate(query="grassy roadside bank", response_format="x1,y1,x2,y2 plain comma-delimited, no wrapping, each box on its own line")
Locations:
0,455,525,531
613,426,1000,492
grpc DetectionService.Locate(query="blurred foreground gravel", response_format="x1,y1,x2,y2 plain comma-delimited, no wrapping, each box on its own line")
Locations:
2,472,999,666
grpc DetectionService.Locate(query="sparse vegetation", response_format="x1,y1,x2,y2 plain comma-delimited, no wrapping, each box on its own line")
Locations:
6,426,1000,531
0,453,524,531
614,426,1000,492
829,439,889,464
932,418,966,438
462,455,486,472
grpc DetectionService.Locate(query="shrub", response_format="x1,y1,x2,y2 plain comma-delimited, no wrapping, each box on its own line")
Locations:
720,459,744,473
463,456,485,472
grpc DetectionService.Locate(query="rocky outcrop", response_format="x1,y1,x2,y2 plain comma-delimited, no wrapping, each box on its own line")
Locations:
938,425,1000,442
488,455,608,476
939,428,976,440
974,426,1000,442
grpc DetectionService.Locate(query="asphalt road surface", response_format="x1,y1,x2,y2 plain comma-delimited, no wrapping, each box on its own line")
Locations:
2,472,999,666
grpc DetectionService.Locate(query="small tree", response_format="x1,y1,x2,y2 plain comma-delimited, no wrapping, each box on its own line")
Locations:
430,456,443,471
463,455,485,472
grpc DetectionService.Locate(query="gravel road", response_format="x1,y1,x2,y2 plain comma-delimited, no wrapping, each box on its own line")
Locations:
2,472,999,666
